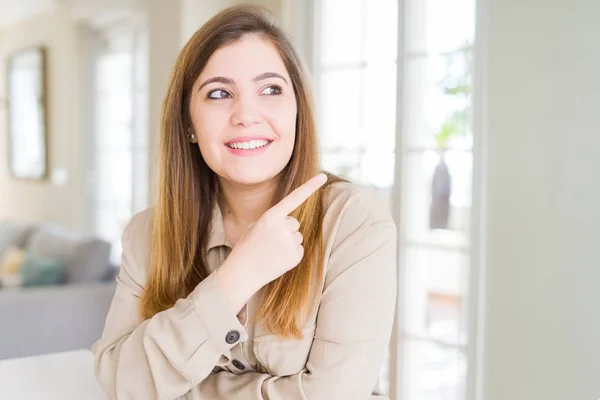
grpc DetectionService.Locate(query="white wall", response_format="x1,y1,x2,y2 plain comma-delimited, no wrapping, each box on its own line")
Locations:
0,0,290,226
147,0,181,204
180,0,284,46
0,1,182,228
0,4,84,230
180,0,233,45
481,0,600,398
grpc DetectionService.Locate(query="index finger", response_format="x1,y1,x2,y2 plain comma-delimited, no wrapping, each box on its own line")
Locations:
270,173,328,217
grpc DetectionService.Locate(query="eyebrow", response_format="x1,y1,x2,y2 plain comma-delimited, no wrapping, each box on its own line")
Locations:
253,72,288,85
198,72,288,92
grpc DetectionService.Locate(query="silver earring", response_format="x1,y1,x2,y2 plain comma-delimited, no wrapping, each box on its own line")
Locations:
187,127,196,141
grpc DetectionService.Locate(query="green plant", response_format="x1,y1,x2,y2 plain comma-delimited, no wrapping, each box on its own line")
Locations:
433,41,473,151
434,109,467,150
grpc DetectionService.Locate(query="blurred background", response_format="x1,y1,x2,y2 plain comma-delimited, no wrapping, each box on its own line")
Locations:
0,1,598,400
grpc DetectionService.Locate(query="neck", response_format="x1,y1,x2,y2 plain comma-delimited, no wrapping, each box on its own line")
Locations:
217,175,280,226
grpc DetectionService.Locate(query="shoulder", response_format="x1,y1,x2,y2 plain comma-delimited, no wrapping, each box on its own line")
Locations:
321,181,396,260
119,207,155,287
319,180,397,290
323,181,395,231
122,207,154,242
121,207,154,253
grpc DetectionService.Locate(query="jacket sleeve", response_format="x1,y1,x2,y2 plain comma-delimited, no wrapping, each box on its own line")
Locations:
192,189,398,400
91,211,248,400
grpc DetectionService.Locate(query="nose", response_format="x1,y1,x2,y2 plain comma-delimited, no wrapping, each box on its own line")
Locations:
230,94,261,127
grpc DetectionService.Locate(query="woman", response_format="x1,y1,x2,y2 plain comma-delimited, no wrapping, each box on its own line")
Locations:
92,4,397,400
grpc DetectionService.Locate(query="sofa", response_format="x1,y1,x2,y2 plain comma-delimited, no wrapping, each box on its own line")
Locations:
0,220,117,360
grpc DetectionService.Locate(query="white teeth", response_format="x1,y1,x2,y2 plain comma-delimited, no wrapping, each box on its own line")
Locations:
227,139,270,150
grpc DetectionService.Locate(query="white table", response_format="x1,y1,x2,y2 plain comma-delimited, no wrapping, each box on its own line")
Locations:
0,349,106,399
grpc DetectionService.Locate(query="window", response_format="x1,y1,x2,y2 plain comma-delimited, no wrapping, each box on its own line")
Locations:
314,0,399,203
85,21,149,265
400,0,475,398
313,0,398,394
314,0,476,398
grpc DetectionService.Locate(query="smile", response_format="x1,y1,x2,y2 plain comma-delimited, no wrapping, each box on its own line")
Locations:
224,138,273,157
225,139,272,150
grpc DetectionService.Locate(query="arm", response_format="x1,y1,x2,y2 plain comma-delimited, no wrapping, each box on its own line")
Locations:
194,190,398,400
91,211,249,400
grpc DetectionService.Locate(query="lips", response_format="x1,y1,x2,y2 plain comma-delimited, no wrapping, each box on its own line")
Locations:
224,136,274,146
223,136,273,157
225,139,271,150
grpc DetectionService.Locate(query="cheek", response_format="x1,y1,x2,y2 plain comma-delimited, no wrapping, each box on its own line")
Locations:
283,107,298,150
267,102,297,141
193,108,227,143
192,114,226,168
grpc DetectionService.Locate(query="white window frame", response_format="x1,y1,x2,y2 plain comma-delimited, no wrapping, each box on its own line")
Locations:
81,13,149,265
295,0,486,398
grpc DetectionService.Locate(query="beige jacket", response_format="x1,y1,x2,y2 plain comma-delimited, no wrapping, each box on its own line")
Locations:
92,182,397,400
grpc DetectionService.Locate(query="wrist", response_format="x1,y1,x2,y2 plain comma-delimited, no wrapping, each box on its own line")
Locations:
217,257,262,312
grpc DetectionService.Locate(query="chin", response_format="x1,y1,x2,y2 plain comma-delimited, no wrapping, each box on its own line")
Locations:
222,168,282,186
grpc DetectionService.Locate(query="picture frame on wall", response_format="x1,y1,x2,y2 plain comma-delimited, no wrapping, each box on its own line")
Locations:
6,46,48,180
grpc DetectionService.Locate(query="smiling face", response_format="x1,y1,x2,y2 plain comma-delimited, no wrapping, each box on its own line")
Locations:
189,34,298,186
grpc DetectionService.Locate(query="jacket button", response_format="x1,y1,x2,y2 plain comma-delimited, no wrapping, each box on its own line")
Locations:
232,359,246,370
225,330,240,344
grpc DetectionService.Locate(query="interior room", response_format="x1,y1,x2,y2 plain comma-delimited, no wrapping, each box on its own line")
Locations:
0,0,598,399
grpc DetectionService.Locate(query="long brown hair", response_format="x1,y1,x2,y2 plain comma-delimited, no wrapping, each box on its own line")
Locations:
140,4,340,338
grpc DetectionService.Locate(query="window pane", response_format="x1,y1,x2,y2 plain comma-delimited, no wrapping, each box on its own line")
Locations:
356,150,396,190
403,151,472,247
96,150,132,205
95,204,132,265
405,0,475,55
319,0,364,66
403,339,467,400
90,24,148,267
322,149,362,181
95,206,120,248
398,1,476,399
317,68,362,149
363,62,397,150
365,0,398,63
403,55,473,148
95,53,133,149
403,246,469,345
319,63,396,191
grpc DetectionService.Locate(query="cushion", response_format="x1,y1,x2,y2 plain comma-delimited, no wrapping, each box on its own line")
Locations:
26,224,111,284
1,274,23,288
0,245,27,276
20,255,66,287
0,221,35,258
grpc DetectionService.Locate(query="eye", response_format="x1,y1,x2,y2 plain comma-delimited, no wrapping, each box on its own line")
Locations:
260,85,282,96
207,89,232,99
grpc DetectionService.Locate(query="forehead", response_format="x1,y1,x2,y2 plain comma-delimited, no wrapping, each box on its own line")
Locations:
199,35,289,81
